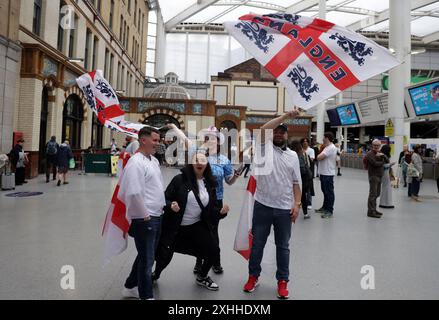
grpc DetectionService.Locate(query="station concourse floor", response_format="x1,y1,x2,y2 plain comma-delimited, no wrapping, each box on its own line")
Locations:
1,167,439,300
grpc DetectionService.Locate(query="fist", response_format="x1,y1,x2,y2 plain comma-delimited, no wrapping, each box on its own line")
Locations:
171,201,180,213
287,106,303,118
220,205,230,215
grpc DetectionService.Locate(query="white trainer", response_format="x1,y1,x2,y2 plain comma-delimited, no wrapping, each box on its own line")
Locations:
122,287,139,299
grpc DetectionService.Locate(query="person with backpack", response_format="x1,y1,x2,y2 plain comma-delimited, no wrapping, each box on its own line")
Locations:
290,140,313,219
364,139,388,218
56,140,74,186
45,136,59,183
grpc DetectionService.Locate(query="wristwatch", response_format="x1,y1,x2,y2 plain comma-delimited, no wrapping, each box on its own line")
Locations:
296,202,302,208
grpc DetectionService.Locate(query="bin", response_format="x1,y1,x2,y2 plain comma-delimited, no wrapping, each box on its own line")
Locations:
84,154,111,174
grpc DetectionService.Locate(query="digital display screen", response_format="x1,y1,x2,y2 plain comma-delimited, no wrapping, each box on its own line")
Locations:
336,104,360,125
327,108,341,126
408,81,439,116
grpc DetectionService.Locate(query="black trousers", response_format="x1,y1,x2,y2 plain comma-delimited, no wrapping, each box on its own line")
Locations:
243,164,251,177
15,167,25,185
46,155,57,181
197,199,223,267
174,221,219,278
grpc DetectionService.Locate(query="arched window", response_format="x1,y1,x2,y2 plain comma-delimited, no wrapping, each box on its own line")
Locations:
91,113,103,149
62,95,84,149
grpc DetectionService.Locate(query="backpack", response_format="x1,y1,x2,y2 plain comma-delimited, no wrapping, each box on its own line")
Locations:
46,141,58,155
406,163,419,178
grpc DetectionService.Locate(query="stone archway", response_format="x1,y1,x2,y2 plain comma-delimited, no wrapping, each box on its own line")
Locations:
139,107,185,130
64,85,89,121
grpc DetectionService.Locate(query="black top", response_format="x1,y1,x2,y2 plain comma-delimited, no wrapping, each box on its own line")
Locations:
155,167,223,269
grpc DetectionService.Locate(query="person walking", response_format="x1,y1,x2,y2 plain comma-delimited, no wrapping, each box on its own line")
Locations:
290,140,312,219
10,139,28,186
365,139,388,218
379,144,396,209
56,140,74,186
152,152,229,291
45,136,59,183
120,127,165,300
301,138,315,210
315,132,338,218
408,144,423,201
242,109,302,300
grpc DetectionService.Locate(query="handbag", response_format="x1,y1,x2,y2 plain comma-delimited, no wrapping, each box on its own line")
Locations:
406,163,419,178
69,158,75,169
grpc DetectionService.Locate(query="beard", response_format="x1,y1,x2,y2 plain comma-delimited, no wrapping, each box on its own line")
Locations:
273,139,286,148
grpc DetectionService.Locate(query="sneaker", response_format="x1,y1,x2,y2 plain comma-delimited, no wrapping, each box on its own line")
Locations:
307,205,312,210
196,276,219,291
122,287,139,299
57,180,61,187
321,212,333,218
375,211,383,216
63,181,69,185
277,280,289,299
367,212,381,218
193,260,202,274
212,265,224,274
315,207,325,213
243,275,259,293
304,214,311,219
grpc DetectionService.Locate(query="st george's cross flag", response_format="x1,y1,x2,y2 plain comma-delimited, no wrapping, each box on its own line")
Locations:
76,70,146,138
101,152,131,266
224,13,400,109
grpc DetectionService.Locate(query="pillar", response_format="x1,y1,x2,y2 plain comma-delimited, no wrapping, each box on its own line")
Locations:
388,0,411,161
316,0,326,144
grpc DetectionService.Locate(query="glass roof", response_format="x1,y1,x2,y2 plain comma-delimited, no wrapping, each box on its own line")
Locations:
157,0,439,41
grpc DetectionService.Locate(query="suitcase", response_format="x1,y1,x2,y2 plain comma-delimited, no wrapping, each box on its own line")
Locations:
1,173,15,190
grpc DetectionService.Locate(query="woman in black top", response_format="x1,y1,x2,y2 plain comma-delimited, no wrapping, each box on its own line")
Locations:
153,151,230,291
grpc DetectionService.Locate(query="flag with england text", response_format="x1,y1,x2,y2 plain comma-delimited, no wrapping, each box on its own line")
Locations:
224,13,400,109
76,70,145,138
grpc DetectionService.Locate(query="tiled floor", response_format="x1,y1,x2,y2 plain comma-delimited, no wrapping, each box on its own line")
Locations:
1,168,438,299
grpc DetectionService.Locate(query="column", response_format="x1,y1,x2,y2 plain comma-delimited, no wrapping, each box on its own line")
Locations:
388,0,411,161
155,9,166,78
316,0,326,144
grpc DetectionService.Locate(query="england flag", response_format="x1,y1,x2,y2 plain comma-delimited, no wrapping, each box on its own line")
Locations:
224,13,400,109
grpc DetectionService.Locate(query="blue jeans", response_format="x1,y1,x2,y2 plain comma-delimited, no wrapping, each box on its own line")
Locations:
408,177,421,197
249,201,292,281
125,216,162,299
320,175,335,214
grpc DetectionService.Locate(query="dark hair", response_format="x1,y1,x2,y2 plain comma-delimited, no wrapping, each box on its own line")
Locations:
138,126,160,139
300,137,310,145
324,132,334,142
381,144,391,158
50,136,56,141
290,140,303,155
185,153,216,195
413,144,421,154
405,153,412,163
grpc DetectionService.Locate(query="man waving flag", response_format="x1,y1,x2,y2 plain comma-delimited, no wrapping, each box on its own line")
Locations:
224,13,400,109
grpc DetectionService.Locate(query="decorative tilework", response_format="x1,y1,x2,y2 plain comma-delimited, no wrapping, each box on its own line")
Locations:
42,57,58,77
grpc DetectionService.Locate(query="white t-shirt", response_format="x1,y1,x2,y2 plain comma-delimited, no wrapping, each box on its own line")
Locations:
318,143,338,176
253,141,302,210
119,152,165,219
125,140,140,155
304,147,315,161
181,179,209,226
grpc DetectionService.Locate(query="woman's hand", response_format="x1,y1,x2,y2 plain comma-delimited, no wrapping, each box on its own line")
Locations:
220,205,230,215
171,201,180,213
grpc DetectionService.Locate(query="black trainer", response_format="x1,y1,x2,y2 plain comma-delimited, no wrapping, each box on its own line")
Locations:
212,265,224,274
196,276,219,291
